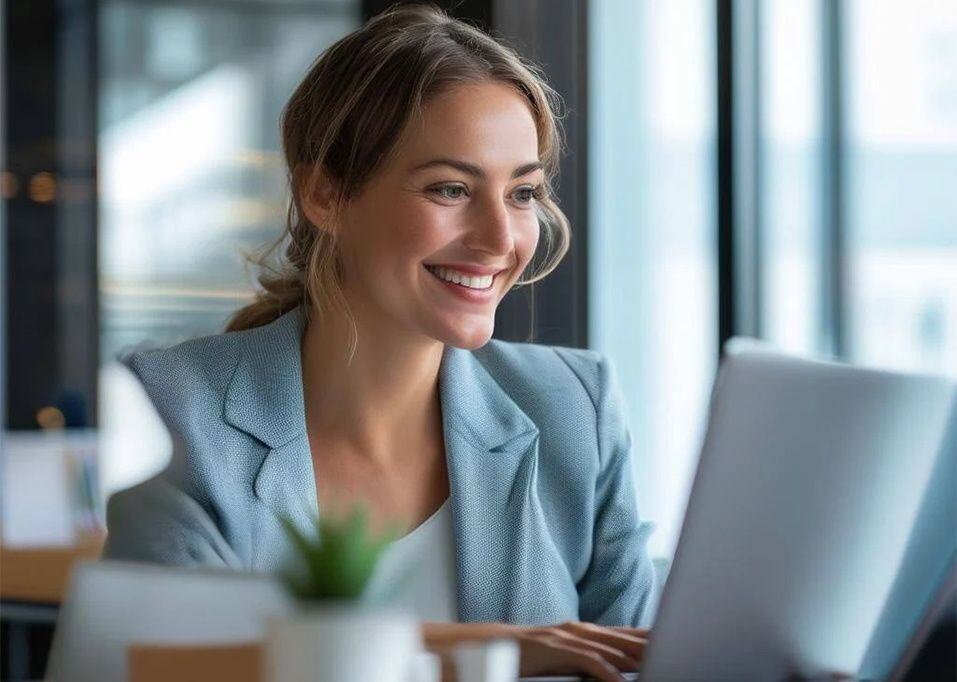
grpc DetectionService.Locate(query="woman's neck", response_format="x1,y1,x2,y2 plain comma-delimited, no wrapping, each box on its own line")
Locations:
300,301,445,467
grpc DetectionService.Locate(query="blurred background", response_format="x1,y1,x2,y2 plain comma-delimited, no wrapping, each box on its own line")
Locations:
1,0,955,677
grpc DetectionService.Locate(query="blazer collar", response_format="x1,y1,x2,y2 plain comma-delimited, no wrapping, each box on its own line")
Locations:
222,304,540,509
223,304,309,450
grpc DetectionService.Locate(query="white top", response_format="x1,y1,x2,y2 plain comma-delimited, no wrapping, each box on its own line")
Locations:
363,498,458,622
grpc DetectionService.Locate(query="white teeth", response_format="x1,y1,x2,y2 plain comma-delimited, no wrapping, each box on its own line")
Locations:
427,265,494,290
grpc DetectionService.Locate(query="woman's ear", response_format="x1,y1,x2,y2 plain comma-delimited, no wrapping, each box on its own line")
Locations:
297,164,339,235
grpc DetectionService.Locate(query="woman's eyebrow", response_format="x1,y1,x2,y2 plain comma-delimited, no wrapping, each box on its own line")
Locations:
409,157,543,180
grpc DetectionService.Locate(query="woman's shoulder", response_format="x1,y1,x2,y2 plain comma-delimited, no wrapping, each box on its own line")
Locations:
115,321,271,429
473,338,613,414
120,328,245,388
118,307,300,396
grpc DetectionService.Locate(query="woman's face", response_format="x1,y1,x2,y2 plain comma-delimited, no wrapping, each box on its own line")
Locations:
333,81,543,350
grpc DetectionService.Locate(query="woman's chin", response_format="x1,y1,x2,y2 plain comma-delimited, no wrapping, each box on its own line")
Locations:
433,320,495,350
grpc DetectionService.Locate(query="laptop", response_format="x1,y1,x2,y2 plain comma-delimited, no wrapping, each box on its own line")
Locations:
45,560,294,682
639,339,955,680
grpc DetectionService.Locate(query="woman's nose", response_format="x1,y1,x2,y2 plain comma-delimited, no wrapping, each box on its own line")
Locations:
464,194,514,256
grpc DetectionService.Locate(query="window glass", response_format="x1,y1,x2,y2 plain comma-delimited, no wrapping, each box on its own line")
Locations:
845,0,957,376
589,0,717,559
761,0,823,355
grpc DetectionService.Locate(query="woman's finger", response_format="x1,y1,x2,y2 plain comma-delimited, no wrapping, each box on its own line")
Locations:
541,638,627,682
606,625,651,639
548,628,641,671
559,621,649,662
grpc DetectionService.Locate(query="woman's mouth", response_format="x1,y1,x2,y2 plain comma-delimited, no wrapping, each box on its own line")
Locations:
425,264,495,290
424,264,499,303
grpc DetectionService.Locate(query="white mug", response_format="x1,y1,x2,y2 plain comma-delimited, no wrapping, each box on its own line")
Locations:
407,650,443,682
453,638,520,682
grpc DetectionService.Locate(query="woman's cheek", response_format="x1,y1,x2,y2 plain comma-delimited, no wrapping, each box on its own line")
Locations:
392,205,452,249
515,217,541,270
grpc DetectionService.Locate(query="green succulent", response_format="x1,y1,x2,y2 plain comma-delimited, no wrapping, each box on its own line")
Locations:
279,500,405,602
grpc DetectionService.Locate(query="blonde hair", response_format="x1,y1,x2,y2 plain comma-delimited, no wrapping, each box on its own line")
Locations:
226,2,571,354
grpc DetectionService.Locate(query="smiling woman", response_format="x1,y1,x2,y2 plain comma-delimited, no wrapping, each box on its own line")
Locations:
290,79,548,355
102,4,656,681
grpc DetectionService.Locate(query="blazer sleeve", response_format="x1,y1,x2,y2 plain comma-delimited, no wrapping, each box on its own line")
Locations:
102,476,243,569
574,353,658,627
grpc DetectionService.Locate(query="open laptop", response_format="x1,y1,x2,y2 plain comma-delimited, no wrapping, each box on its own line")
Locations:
638,339,955,680
45,560,294,682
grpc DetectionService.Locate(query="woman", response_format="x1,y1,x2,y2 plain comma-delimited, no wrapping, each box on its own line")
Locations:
103,4,657,680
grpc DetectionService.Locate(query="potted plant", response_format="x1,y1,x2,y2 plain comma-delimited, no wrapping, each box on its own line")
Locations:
263,501,423,682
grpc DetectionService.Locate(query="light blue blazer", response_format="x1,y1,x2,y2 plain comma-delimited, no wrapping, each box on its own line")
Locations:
103,304,657,626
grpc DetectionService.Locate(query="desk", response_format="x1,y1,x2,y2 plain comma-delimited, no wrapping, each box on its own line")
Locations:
125,642,450,682
128,642,261,682
1,532,105,679
1,532,105,603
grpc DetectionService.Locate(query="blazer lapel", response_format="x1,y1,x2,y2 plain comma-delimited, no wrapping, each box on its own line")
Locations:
439,344,543,623
222,305,316,568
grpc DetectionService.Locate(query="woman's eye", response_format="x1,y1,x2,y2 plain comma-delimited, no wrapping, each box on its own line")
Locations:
514,184,544,205
430,184,468,200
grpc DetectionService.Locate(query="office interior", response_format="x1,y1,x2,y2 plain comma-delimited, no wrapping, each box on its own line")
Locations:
1,0,955,680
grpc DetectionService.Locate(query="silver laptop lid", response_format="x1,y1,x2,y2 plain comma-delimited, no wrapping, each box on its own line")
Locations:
642,341,955,680
46,560,293,682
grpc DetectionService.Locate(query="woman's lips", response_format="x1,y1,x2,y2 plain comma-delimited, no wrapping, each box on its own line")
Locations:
424,264,497,303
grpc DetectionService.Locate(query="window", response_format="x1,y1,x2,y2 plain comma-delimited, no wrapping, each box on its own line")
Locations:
844,0,957,376
589,0,956,565
760,0,824,355
589,0,718,560
758,0,957,375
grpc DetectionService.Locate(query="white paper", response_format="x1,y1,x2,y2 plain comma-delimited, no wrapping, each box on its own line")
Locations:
1,431,77,546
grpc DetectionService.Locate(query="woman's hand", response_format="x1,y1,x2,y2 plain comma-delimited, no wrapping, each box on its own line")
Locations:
510,621,648,681
422,620,650,682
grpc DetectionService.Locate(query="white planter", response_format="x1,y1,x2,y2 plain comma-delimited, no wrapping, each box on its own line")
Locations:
264,602,420,682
